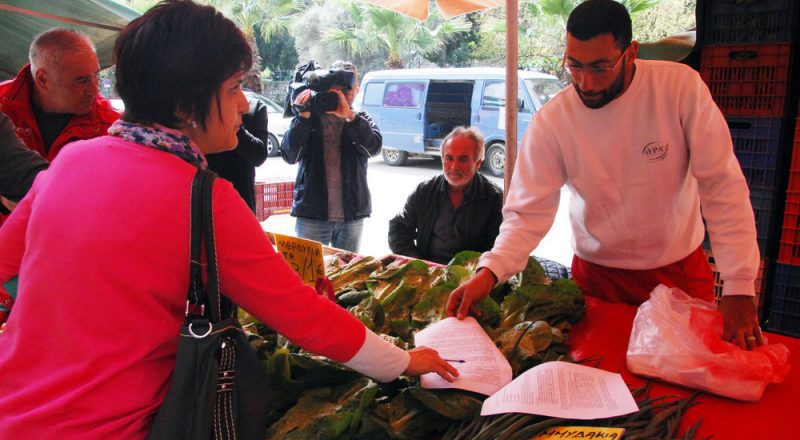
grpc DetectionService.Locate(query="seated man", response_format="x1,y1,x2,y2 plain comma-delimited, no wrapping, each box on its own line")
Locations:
0,27,119,161
389,126,503,264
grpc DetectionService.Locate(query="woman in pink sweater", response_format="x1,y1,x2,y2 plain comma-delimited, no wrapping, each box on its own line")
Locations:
0,1,456,437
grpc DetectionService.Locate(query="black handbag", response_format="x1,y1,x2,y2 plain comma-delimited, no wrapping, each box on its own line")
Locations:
148,169,268,440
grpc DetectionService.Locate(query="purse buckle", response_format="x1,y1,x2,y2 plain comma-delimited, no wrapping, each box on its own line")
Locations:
185,300,205,317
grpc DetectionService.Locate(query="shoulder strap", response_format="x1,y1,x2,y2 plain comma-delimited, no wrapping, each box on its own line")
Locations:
187,169,234,322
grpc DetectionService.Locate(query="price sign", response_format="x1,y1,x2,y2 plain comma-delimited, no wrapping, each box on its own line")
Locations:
533,427,625,439
274,234,325,286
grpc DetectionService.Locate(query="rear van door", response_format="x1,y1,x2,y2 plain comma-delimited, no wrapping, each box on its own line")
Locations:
378,80,428,154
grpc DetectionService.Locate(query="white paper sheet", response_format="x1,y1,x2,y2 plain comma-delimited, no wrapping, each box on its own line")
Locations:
481,361,639,419
414,317,512,396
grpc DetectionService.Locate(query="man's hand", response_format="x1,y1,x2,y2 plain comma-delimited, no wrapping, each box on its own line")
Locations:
719,295,763,350
328,89,355,121
446,268,497,319
292,89,313,119
404,347,459,382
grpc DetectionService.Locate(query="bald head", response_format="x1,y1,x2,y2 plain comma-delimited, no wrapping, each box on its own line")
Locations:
29,28,100,115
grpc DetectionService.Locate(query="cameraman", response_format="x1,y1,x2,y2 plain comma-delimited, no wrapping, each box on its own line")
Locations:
280,60,382,252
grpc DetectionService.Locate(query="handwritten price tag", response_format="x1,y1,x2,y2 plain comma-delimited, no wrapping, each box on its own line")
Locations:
274,234,325,286
533,426,625,439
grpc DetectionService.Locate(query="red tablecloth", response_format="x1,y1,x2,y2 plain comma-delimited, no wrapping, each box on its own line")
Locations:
569,296,798,438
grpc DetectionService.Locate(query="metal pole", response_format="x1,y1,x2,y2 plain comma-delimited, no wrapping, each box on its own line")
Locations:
504,0,518,196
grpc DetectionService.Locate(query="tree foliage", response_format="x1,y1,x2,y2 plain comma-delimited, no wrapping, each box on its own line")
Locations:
322,1,470,69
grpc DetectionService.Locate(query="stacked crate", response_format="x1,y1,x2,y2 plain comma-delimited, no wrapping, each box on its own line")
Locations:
774,116,800,336
698,0,799,322
254,179,295,221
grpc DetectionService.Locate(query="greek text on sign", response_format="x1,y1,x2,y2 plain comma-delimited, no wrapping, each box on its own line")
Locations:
533,426,625,439
274,234,325,286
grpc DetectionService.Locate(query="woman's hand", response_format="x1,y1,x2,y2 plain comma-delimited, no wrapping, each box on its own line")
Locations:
404,347,459,382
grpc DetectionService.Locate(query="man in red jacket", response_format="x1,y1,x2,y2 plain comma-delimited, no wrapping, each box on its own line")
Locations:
0,27,119,161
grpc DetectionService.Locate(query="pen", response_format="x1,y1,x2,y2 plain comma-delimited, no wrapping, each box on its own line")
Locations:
445,359,466,363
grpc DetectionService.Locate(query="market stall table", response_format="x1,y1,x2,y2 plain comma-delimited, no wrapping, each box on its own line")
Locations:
570,296,798,438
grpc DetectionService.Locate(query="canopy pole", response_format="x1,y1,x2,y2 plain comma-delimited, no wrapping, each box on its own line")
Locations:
504,0,518,195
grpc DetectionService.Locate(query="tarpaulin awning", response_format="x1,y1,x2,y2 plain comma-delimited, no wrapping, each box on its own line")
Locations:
0,0,140,80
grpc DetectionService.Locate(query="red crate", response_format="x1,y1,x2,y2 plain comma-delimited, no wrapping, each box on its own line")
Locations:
778,190,800,264
254,179,294,221
704,249,766,311
790,118,800,171
700,43,792,116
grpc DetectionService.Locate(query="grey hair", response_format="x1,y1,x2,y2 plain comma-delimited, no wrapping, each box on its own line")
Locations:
442,126,485,161
330,60,357,72
29,27,96,75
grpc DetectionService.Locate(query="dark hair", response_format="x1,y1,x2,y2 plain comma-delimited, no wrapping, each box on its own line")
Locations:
114,0,252,129
566,0,632,51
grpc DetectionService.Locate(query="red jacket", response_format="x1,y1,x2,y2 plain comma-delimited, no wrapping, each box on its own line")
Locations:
0,65,119,161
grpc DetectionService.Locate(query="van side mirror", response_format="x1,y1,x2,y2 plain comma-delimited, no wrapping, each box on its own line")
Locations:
518,97,525,110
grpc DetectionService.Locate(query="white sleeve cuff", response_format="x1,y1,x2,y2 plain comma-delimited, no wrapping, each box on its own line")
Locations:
720,279,756,297
343,329,410,383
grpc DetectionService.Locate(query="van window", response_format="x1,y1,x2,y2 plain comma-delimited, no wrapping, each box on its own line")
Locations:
524,78,564,108
363,82,385,106
481,81,505,108
384,82,424,108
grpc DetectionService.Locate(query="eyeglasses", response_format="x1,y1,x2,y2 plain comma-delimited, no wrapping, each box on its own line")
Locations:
562,48,628,78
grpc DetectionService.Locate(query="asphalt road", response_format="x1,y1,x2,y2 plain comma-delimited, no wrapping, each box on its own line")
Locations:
255,154,574,266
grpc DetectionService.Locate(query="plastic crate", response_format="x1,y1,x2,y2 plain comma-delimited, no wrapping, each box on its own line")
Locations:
704,249,766,309
254,179,294,221
700,43,792,116
778,190,800,264
726,116,784,189
702,0,799,45
766,263,800,337
790,118,800,170
703,187,778,256
751,187,779,255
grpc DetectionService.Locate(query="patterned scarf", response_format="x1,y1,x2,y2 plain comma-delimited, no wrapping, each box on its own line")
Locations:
107,120,207,169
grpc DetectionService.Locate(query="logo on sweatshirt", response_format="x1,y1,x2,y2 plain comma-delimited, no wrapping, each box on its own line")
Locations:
642,142,669,161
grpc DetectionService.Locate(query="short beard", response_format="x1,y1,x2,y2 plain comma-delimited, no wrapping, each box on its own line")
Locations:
575,63,627,109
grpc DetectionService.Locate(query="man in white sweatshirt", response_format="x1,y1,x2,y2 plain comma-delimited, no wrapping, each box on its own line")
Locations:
446,0,763,350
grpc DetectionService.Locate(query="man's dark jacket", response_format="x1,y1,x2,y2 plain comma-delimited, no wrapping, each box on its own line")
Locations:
1,113,48,202
279,110,381,221
206,93,269,212
388,173,504,263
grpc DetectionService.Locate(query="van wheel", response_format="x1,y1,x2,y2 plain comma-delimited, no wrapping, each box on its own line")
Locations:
382,149,408,166
484,142,505,177
267,133,280,157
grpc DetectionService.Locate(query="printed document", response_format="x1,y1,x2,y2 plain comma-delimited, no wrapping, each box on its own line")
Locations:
481,361,638,419
414,317,512,396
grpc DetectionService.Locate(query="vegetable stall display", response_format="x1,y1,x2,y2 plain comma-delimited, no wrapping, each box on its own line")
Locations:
240,251,700,439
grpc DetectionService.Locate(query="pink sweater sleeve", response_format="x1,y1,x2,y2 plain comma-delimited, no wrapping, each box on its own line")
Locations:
208,179,366,363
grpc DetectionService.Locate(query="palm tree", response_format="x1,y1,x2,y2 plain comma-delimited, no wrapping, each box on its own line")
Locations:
326,2,470,69
539,0,661,22
202,0,304,90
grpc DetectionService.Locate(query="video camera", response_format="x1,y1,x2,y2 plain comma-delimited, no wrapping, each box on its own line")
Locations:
285,60,357,115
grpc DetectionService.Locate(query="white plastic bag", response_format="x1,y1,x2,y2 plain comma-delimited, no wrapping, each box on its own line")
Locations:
627,285,790,401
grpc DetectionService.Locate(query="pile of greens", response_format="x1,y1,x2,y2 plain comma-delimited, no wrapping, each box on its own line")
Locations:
242,251,589,439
